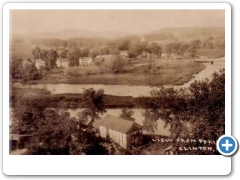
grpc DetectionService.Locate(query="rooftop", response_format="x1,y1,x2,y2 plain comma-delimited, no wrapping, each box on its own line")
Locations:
94,114,142,134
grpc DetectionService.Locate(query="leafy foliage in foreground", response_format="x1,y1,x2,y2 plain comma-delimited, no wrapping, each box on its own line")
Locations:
11,89,108,155
138,69,225,154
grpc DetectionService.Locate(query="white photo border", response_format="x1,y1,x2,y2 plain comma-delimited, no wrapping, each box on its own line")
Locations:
3,2,231,175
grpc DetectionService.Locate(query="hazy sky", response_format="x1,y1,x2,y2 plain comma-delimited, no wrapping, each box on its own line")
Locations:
10,10,225,34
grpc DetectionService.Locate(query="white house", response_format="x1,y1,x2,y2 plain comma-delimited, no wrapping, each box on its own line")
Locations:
94,114,143,149
35,59,45,70
56,58,69,68
79,57,93,66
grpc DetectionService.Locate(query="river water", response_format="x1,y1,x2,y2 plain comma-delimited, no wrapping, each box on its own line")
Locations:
13,61,225,97
11,60,225,136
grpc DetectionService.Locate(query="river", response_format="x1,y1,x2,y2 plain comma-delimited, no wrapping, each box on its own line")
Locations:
13,61,225,97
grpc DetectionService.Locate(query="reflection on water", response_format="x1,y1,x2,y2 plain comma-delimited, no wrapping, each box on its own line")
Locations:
13,61,225,97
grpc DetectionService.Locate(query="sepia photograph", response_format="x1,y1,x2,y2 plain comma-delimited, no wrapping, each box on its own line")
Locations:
9,9,225,155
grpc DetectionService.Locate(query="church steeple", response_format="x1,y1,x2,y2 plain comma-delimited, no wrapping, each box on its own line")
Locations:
141,36,146,43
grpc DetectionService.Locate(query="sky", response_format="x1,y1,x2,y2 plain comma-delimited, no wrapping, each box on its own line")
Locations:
10,10,225,34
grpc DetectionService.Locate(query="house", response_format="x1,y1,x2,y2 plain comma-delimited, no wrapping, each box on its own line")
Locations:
56,58,69,68
35,59,45,70
94,114,143,149
79,57,93,66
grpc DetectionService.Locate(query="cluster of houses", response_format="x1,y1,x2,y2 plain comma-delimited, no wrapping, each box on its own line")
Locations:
21,56,94,71
56,57,93,68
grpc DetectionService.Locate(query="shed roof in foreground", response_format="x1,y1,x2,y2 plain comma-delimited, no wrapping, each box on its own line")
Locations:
94,114,142,134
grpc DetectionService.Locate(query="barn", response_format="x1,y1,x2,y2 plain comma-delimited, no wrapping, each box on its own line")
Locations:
95,114,143,149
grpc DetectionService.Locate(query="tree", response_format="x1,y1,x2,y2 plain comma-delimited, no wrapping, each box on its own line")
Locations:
139,87,188,135
46,49,58,68
148,43,162,56
21,63,40,81
140,70,225,147
32,47,58,69
188,46,197,58
32,46,41,59
117,40,131,51
128,43,143,58
10,59,23,79
12,98,108,155
60,49,69,58
67,48,81,66
81,48,89,57
108,55,126,74
89,49,99,60
192,39,202,49
79,88,106,126
119,108,135,121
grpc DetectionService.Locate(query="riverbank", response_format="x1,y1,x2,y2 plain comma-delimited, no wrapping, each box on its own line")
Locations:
22,61,206,86
10,88,145,109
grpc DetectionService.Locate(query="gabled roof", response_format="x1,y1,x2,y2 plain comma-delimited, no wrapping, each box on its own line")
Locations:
35,59,45,63
94,114,142,134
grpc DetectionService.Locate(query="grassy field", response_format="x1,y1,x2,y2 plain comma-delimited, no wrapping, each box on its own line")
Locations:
30,59,205,86
10,43,206,86
196,48,225,59
10,42,35,60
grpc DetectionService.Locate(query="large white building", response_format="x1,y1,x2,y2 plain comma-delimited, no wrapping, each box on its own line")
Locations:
56,58,69,68
95,114,143,149
35,59,45,70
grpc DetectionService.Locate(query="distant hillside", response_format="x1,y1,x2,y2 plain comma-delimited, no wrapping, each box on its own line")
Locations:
11,29,135,41
144,27,225,44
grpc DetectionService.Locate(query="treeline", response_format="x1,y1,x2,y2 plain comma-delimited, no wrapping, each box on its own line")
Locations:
144,27,225,41
10,59,42,81
138,69,225,154
11,88,140,109
31,36,224,60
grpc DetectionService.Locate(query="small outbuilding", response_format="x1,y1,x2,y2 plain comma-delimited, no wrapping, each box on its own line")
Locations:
95,114,143,149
